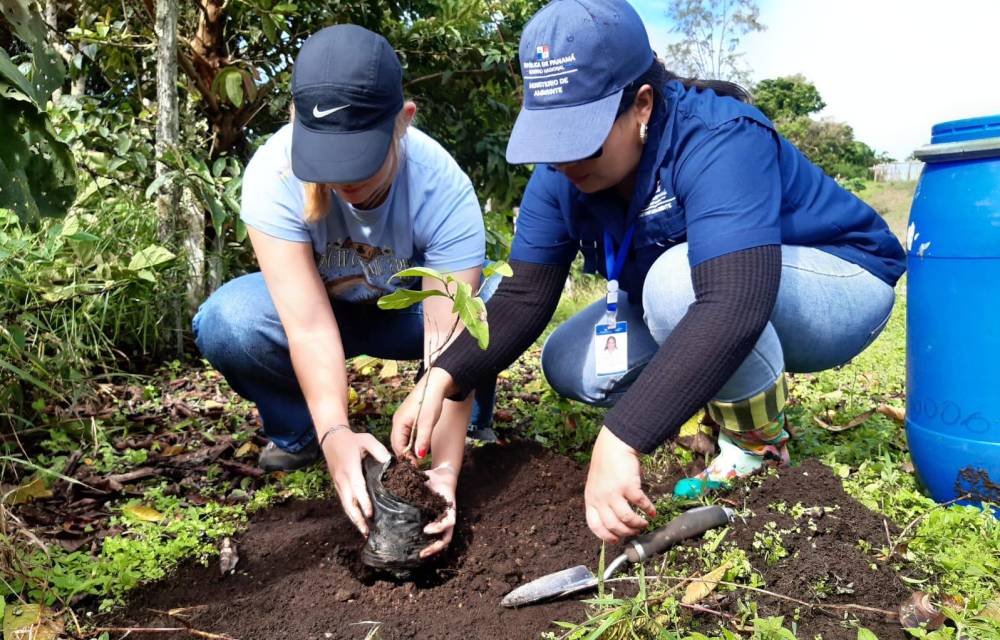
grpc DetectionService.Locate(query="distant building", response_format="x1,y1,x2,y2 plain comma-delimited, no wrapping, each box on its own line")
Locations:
873,161,924,182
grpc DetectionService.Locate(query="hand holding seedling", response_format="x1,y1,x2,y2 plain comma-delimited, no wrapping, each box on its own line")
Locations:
380,262,510,462
391,368,455,461
320,425,390,537
584,426,657,544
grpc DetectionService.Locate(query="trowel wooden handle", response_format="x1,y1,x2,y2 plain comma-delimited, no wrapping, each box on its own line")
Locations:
624,505,732,563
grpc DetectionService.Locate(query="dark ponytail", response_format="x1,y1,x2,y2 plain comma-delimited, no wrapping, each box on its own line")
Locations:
617,57,750,115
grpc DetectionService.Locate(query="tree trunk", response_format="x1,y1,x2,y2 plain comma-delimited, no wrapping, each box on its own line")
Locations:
189,0,241,157
154,0,183,355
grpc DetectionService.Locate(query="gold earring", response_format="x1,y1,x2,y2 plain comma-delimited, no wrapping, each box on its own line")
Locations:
639,122,648,144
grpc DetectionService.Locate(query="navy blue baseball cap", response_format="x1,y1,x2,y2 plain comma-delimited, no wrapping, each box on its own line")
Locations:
506,0,654,165
291,25,404,184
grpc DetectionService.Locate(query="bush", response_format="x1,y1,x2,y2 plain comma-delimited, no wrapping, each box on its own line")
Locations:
0,203,181,427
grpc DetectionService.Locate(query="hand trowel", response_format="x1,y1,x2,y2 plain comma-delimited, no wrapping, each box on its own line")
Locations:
501,505,734,608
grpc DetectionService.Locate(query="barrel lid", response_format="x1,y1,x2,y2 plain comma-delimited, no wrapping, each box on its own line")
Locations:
931,114,1000,144
914,114,1000,162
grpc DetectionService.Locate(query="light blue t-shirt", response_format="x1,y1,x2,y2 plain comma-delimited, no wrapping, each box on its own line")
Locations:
241,124,485,303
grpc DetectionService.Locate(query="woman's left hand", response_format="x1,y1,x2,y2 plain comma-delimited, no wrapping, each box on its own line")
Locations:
419,463,459,558
585,426,657,544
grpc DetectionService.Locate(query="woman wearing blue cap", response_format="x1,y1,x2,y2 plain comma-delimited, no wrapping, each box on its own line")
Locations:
193,24,494,555
393,0,905,544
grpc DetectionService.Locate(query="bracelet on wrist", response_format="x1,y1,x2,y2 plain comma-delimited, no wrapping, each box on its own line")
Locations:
318,424,351,449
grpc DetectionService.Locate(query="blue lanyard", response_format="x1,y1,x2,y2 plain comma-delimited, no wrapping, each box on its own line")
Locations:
603,223,636,315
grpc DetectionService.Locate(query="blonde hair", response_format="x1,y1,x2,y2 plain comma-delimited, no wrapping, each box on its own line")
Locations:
292,105,411,223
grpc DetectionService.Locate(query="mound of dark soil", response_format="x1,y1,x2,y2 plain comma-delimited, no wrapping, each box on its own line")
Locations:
116,441,600,639
382,459,449,520
114,447,911,640
717,459,910,639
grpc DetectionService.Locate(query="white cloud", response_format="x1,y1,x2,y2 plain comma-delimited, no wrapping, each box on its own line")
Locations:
631,0,1000,160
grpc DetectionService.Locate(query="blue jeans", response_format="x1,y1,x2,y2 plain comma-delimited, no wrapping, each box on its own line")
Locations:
542,244,896,408
193,272,501,452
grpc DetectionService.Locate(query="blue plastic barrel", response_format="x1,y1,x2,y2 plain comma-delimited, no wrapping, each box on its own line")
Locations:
906,114,1000,510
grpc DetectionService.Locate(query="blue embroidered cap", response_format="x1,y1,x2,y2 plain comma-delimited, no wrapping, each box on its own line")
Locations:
291,25,404,184
506,0,654,164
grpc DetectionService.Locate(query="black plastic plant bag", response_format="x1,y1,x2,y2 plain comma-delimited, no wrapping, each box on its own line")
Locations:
360,456,434,576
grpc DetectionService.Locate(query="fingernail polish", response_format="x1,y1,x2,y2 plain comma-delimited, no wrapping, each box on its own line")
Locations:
418,448,427,458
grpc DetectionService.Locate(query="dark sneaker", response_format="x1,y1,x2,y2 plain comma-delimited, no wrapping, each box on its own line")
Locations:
258,439,320,472
465,426,500,444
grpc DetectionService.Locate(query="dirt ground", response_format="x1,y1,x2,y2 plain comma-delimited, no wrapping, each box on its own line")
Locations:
116,444,912,640
719,459,910,639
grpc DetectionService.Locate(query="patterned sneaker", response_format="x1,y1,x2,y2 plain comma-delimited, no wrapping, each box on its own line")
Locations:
673,414,790,499
258,439,320,472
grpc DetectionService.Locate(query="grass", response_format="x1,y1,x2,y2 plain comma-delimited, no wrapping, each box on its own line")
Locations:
855,181,917,240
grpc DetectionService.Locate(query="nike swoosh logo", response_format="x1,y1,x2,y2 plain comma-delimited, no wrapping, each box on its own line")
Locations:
313,104,350,118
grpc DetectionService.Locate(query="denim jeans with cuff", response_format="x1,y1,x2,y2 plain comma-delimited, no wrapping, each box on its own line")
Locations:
541,243,896,436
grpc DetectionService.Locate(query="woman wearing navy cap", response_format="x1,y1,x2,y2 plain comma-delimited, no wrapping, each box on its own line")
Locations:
193,25,497,556
392,0,905,544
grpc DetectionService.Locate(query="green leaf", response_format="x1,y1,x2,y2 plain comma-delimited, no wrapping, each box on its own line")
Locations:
393,266,447,282
452,281,488,350
1,0,66,99
212,157,227,178
857,629,880,640
59,215,80,238
212,68,245,108
0,48,38,104
482,260,513,279
273,3,298,12
262,15,278,43
144,172,171,199
128,245,176,271
66,231,100,243
0,99,77,223
377,288,446,310
584,609,623,640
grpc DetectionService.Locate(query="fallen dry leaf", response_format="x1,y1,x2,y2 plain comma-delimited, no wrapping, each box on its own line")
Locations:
877,404,906,423
160,444,187,457
682,560,731,605
4,477,53,506
979,596,1000,623
123,504,164,522
2,603,63,640
379,359,399,379
234,441,260,459
812,409,874,433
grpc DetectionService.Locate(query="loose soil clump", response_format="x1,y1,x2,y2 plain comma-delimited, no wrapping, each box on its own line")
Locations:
115,447,913,639
382,459,449,520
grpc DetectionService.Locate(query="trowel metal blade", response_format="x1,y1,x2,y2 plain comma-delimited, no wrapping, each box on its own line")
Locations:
500,565,599,608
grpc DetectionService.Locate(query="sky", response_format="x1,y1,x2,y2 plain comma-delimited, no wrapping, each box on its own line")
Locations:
629,0,1000,160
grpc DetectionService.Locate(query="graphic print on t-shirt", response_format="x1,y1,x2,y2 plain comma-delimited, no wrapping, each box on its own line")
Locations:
315,237,417,303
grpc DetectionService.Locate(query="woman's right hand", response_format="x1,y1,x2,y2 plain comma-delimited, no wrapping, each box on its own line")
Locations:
321,427,390,537
391,368,453,461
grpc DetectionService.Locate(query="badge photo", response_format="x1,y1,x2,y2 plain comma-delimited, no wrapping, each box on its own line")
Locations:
594,321,628,377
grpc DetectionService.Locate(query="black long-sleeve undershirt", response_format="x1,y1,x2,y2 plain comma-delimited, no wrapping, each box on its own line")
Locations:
434,245,782,453
434,260,570,396
604,245,782,452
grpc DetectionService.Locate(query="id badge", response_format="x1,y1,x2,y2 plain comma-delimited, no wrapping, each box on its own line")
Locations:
594,321,628,377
